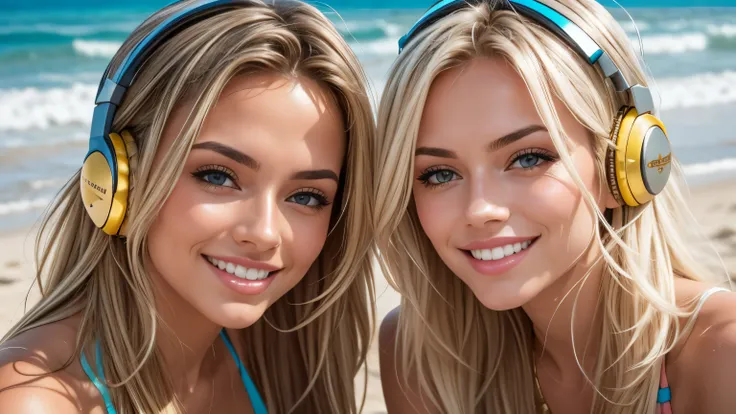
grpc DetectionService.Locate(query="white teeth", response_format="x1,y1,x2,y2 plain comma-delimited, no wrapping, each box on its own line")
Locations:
503,245,514,256
469,239,535,262
245,268,259,281
481,249,491,260
491,247,504,260
205,256,271,280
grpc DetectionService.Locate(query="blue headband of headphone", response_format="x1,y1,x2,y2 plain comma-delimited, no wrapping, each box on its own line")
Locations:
89,0,247,190
397,0,653,114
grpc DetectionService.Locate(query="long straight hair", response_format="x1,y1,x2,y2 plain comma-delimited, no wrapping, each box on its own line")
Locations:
3,1,376,412
374,0,726,412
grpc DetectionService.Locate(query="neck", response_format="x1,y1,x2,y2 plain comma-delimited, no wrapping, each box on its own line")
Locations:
152,275,224,395
522,246,605,384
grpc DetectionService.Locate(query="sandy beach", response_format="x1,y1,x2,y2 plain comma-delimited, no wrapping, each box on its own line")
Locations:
1,178,734,413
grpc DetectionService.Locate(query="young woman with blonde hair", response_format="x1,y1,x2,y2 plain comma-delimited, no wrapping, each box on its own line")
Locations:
0,1,375,413
375,0,736,412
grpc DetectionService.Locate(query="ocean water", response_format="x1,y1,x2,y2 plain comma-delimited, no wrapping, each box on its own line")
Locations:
1,1,736,231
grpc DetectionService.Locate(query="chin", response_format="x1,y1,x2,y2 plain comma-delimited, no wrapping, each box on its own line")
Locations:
460,274,541,312
473,291,530,311
206,301,271,330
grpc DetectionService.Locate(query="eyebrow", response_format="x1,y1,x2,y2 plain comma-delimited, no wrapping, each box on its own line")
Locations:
486,125,547,152
290,169,339,183
191,141,260,171
191,141,339,183
414,124,548,158
414,147,458,158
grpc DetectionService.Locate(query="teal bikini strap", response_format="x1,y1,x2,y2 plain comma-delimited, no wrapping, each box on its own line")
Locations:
80,341,118,414
81,334,266,414
220,330,268,414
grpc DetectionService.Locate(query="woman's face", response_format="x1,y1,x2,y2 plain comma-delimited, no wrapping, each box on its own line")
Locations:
412,57,615,311
147,73,345,329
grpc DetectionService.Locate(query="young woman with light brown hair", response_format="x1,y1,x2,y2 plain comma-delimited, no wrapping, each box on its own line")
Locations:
0,1,376,413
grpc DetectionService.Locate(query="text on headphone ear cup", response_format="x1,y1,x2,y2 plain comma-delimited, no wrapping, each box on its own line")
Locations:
606,107,628,206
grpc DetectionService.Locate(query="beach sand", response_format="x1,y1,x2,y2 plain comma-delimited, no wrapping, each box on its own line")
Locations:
1,179,734,413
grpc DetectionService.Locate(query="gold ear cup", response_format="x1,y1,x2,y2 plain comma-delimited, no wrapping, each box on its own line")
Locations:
80,132,131,236
103,132,131,236
613,108,640,206
81,151,115,230
118,130,138,236
606,108,627,206
611,108,671,207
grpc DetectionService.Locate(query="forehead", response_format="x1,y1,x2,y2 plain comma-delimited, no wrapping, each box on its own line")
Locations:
184,73,346,168
418,58,542,146
214,74,342,141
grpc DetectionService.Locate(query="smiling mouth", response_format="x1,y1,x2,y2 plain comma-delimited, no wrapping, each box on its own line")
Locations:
202,255,280,281
462,236,540,261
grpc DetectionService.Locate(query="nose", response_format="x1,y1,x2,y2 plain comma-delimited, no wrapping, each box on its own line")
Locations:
465,179,510,229
231,192,281,252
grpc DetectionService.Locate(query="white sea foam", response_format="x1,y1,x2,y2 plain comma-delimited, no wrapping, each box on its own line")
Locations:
632,32,708,55
654,71,736,111
683,158,736,177
0,198,51,216
72,39,121,58
0,83,96,131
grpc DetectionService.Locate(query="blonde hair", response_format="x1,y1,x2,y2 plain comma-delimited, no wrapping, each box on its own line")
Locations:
3,1,376,413
375,0,726,412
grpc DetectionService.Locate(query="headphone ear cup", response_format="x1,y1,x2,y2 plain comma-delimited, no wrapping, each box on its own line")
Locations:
81,144,116,232
117,130,138,236
102,132,131,236
120,131,138,190
607,106,672,207
606,107,627,206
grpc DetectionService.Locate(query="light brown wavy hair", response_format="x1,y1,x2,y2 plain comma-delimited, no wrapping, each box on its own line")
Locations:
2,1,376,412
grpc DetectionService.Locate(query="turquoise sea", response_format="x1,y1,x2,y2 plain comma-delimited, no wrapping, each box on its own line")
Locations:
1,0,736,231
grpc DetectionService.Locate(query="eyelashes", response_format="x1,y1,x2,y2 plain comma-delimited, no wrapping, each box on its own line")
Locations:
417,165,461,188
192,165,239,190
416,148,559,189
286,188,331,210
506,148,558,171
191,165,332,210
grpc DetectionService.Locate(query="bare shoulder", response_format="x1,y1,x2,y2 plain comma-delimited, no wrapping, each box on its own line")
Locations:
0,317,100,413
379,306,401,351
669,281,736,414
379,306,436,414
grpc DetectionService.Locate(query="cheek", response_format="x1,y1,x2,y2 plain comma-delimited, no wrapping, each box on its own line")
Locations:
413,186,458,248
525,163,599,251
285,211,331,270
147,179,229,271
529,179,585,226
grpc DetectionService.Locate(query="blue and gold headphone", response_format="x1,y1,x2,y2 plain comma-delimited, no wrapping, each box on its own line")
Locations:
398,0,672,207
81,0,250,236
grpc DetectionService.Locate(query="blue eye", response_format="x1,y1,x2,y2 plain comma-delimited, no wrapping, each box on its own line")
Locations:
508,149,558,170
192,166,238,189
515,154,543,169
290,194,318,206
417,167,460,188
287,190,330,210
430,170,456,184
203,172,230,186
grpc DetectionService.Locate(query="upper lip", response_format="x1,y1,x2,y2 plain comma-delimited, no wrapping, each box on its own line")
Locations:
203,254,282,272
459,236,539,251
